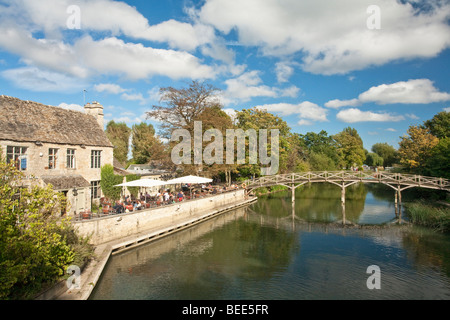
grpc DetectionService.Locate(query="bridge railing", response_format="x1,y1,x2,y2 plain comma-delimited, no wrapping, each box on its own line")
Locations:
243,171,450,191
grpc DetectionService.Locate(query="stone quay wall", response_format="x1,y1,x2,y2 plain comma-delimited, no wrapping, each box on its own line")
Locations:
73,189,247,245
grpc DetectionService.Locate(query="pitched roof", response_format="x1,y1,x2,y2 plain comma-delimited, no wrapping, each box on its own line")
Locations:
41,175,91,190
0,95,113,148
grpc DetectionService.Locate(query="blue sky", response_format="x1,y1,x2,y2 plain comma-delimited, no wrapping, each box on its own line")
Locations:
0,0,449,151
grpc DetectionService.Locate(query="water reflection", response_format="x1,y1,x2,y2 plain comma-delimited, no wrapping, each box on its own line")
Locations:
90,184,450,300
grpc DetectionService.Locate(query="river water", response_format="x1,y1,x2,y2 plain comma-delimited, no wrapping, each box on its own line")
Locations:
90,184,450,300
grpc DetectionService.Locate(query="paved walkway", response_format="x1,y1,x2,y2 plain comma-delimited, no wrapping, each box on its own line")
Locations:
56,196,257,300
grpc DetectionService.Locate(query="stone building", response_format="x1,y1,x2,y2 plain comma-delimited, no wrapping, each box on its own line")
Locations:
0,95,114,215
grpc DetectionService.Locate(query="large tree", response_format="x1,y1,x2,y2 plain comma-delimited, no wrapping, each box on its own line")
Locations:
333,127,366,169
235,108,291,176
105,120,131,164
423,111,450,139
371,142,398,167
398,125,439,170
146,80,221,138
131,122,165,164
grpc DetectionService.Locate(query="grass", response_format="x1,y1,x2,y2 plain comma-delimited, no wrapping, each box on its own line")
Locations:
405,201,450,233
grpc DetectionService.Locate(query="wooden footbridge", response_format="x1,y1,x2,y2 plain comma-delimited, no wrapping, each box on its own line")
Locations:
243,171,450,224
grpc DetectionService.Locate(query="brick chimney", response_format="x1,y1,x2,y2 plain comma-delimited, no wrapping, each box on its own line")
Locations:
84,101,104,129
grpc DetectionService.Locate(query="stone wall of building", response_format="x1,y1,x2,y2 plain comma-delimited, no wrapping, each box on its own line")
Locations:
0,139,114,213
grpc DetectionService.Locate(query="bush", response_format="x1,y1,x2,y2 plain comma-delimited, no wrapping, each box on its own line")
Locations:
0,159,93,299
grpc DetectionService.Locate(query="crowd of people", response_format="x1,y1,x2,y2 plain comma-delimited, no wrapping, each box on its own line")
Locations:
104,183,242,215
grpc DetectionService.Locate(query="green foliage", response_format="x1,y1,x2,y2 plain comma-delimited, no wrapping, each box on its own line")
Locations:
0,159,88,299
405,201,450,233
371,142,398,167
424,137,450,179
365,152,384,167
132,122,165,164
100,164,123,201
423,111,450,139
235,107,292,176
105,120,131,164
308,152,337,171
398,125,439,171
333,127,366,169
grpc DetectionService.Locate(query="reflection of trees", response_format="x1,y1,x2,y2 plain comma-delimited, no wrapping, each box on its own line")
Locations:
401,227,450,278
252,183,368,223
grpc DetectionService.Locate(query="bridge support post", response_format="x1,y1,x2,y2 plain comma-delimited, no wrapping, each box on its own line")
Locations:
341,183,346,225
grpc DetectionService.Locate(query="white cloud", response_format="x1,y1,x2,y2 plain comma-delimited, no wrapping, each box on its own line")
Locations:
444,107,450,112
223,70,300,104
1,67,88,93
325,79,450,110
94,83,127,94
121,92,146,105
198,0,450,75
58,102,85,113
325,98,360,109
336,108,405,123
275,61,294,83
358,79,450,104
255,101,328,125
385,128,397,132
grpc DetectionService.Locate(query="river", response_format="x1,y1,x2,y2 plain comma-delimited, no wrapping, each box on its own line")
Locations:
90,183,450,300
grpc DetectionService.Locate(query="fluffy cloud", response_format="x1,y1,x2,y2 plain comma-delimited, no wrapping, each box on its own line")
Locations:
198,0,450,75
94,83,127,94
222,71,300,104
326,79,450,108
358,79,450,104
336,108,405,123
1,67,88,92
255,101,328,125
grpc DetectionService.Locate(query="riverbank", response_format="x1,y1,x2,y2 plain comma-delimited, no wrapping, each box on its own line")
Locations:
404,201,450,233
49,191,256,300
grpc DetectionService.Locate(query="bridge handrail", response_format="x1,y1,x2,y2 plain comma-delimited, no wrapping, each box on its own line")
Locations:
243,171,450,190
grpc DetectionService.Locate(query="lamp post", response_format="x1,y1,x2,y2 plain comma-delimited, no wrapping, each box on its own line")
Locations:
72,188,78,216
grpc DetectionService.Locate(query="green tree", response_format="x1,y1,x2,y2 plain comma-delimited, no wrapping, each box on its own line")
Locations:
333,127,366,169
105,120,131,164
371,142,398,167
100,164,123,201
235,108,292,177
131,122,165,164
308,151,337,171
398,125,439,170
0,157,81,299
424,137,450,179
365,152,384,167
423,111,450,139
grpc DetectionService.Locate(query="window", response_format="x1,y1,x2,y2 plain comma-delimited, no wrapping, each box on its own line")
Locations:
67,149,76,169
6,146,27,170
91,150,101,168
49,148,58,169
91,180,100,200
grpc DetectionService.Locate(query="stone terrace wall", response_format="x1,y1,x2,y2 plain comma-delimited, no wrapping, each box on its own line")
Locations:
73,189,246,245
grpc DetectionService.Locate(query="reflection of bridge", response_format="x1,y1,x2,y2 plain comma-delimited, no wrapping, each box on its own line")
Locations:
244,171,450,224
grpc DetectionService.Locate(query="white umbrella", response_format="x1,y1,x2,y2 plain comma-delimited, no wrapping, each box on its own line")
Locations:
115,178,167,188
165,175,213,184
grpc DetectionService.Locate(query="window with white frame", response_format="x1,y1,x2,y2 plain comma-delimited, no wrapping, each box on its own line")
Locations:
49,148,58,169
6,146,28,170
91,150,101,168
67,149,76,169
